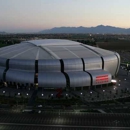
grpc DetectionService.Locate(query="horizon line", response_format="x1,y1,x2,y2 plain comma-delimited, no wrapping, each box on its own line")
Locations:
1,24,130,34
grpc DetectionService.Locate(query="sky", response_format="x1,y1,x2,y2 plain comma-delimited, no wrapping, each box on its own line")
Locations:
0,0,130,33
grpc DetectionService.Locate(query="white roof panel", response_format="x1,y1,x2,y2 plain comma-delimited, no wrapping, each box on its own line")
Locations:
0,39,116,60
23,39,80,46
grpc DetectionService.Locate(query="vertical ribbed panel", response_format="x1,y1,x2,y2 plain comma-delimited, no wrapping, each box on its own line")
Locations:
38,59,61,72
115,53,120,76
34,60,38,85
63,58,83,72
103,55,118,76
9,59,35,71
3,59,9,82
0,58,7,81
60,59,70,88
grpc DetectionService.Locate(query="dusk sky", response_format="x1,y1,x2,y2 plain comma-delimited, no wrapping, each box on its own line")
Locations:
0,0,130,33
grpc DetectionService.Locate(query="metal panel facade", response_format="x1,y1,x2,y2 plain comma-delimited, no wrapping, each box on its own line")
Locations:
0,67,4,80
87,70,111,85
93,47,114,56
39,59,61,72
0,58,6,81
103,55,118,76
0,39,120,88
63,58,83,71
11,47,38,60
38,48,53,59
83,57,102,70
0,43,34,59
38,72,66,88
66,71,91,87
27,39,80,46
115,53,120,75
9,59,35,71
0,58,7,67
6,69,34,85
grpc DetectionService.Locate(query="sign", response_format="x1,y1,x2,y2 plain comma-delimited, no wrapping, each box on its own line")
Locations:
96,75,109,84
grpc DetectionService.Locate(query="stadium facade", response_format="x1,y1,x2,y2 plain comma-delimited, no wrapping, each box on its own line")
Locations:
0,39,120,89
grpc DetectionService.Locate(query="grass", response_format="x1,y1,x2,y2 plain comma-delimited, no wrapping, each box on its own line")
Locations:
0,43,9,48
97,40,130,50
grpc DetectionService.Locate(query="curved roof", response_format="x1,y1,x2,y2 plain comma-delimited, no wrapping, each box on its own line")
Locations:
0,39,115,60
25,39,80,46
0,39,120,87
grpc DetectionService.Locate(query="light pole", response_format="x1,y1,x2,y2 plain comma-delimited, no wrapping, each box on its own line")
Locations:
103,90,105,98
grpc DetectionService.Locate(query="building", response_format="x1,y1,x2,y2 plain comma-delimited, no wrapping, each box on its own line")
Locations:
0,39,120,90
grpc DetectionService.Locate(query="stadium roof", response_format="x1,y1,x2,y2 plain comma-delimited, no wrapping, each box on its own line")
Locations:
0,39,115,60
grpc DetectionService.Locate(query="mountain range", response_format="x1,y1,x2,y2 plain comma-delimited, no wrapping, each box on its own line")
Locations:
0,31,6,34
39,25,130,34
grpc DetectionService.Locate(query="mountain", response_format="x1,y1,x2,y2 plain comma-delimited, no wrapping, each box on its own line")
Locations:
39,25,130,34
0,31,6,34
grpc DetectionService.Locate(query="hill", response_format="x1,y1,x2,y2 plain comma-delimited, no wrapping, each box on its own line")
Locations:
39,25,130,34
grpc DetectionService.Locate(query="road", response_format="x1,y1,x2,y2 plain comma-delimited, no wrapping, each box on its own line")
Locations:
0,122,130,129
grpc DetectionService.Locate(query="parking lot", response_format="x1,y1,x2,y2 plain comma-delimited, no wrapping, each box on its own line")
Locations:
0,110,130,129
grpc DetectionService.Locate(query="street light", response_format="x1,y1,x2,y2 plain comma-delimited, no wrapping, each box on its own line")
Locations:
26,93,28,96
111,79,117,83
3,90,5,94
41,93,44,96
90,91,92,97
18,93,20,96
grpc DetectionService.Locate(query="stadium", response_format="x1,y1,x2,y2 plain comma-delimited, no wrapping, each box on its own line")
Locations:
0,39,120,90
